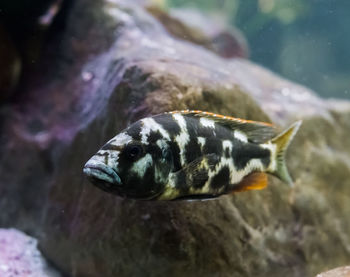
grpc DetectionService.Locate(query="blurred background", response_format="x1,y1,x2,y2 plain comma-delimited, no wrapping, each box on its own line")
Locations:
167,0,350,99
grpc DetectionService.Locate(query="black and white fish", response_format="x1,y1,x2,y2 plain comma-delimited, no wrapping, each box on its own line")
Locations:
83,110,301,200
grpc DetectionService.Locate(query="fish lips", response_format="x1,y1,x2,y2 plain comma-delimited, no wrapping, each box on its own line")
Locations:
83,161,122,190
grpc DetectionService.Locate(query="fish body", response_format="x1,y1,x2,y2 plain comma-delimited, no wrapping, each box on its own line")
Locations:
83,110,301,200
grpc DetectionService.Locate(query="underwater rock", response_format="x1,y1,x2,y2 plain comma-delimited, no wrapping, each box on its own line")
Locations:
147,5,248,58
0,24,21,102
316,266,350,277
0,0,63,91
0,228,62,277
0,0,56,23
0,0,349,277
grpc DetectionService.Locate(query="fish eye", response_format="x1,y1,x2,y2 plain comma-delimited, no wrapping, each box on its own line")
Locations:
125,144,143,159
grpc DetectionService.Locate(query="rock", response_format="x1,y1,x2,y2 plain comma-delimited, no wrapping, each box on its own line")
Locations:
316,266,350,277
0,0,55,23
0,228,62,277
146,6,248,58
0,24,21,102
0,0,63,103
0,1,349,277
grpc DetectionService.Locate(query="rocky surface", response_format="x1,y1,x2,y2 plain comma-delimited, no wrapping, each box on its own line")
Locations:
0,1,350,277
0,0,63,104
316,266,350,277
146,5,248,58
0,24,21,102
0,228,61,277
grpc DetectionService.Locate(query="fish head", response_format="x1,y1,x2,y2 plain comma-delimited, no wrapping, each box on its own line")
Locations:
83,129,173,200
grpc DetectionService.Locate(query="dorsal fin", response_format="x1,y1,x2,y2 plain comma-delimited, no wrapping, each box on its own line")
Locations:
167,110,276,143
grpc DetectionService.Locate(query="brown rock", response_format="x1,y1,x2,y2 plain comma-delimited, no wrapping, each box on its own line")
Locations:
0,24,21,102
147,6,248,58
0,1,349,277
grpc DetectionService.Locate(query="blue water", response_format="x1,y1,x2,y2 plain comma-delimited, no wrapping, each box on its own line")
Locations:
169,0,350,99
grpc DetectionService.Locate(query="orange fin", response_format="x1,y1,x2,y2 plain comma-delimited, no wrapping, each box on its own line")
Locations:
167,110,276,143
232,172,268,193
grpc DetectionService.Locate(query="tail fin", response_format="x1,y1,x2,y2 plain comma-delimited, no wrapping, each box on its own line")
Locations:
270,120,302,186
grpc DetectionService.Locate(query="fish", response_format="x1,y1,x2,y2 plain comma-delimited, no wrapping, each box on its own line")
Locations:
83,110,301,200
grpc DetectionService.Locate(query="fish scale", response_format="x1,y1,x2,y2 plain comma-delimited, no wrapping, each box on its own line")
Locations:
167,114,262,194
83,110,302,200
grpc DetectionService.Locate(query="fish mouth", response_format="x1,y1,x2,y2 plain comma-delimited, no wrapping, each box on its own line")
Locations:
83,161,122,187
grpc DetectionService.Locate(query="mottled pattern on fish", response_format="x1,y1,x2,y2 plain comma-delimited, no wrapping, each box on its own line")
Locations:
83,110,301,200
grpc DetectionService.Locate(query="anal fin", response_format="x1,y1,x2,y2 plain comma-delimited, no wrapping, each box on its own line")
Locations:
232,172,268,193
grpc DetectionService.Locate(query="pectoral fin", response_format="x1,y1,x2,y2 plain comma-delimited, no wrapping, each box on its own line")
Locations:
173,153,220,189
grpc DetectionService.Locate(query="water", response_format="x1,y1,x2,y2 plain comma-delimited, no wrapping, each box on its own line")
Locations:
169,0,350,99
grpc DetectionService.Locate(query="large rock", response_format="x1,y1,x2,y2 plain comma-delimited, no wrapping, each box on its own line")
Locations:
146,5,249,58
0,0,63,103
0,228,62,277
316,266,350,277
0,1,350,277
0,24,21,102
